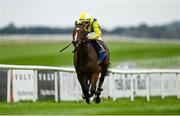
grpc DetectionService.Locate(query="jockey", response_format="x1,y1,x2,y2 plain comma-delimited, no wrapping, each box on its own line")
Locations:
75,12,106,61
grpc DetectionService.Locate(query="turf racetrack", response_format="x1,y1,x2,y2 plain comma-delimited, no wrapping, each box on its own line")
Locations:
0,40,180,67
1,97,180,115
1,39,180,115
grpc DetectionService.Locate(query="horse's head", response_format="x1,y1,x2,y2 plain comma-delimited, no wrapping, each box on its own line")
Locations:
72,24,88,47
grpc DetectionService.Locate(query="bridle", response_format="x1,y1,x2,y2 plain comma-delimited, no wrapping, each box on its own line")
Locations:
72,25,89,48
59,25,88,53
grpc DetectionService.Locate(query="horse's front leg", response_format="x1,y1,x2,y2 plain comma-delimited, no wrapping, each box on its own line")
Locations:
80,82,91,104
90,72,99,96
80,73,93,104
76,73,88,98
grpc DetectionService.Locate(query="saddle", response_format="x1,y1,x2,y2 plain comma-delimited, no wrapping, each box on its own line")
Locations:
90,40,107,64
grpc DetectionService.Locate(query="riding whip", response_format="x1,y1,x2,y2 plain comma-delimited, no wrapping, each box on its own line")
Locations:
59,42,73,52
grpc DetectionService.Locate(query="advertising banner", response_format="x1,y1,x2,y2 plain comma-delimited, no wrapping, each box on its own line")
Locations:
13,70,34,102
37,70,56,100
0,68,8,101
59,72,81,101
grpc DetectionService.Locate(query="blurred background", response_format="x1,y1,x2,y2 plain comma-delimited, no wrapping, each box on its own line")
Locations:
0,0,180,69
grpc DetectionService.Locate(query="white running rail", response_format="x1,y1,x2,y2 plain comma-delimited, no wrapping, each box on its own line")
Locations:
0,64,180,102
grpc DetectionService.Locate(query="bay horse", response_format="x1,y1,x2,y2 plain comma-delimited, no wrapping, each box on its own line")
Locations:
72,24,110,104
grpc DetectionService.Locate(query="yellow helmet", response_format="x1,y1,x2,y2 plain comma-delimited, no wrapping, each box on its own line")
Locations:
79,12,91,21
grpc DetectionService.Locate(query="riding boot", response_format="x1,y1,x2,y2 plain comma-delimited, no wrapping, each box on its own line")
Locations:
96,41,106,61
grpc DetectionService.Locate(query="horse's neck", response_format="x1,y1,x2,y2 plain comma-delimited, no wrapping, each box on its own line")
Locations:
77,43,91,57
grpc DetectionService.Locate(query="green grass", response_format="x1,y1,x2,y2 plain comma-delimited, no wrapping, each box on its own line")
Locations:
1,39,180,115
0,41,74,66
1,97,180,115
0,40,180,67
108,41,180,65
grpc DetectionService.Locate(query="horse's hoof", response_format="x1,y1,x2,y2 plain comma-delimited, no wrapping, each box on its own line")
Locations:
94,96,101,104
86,98,90,104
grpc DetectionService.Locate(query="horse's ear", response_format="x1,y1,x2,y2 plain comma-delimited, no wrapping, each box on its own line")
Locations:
75,21,78,26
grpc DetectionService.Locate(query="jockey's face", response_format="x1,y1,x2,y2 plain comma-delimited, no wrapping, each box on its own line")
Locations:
82,20,90,28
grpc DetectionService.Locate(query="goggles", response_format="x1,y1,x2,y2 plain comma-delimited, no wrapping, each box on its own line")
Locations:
80,20,89,25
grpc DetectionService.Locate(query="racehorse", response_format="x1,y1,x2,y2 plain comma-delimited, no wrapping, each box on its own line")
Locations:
72,24,110,104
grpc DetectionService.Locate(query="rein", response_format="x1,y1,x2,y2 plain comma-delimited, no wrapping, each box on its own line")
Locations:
73,39,89,50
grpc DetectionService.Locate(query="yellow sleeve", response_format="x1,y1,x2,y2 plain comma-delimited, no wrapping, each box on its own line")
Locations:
91,20,102,40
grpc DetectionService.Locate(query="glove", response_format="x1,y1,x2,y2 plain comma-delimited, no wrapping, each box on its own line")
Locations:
86,32,95,40
86,34,92,39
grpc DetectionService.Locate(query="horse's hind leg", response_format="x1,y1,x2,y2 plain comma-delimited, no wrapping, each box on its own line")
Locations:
98,55,110,93
94,65,109,104
98,67,108,91
93,71,105,103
